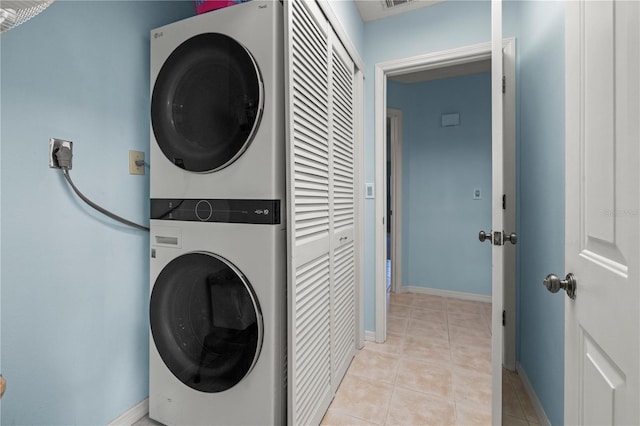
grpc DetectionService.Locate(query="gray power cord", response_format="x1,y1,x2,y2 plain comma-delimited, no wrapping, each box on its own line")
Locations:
56,147,150,232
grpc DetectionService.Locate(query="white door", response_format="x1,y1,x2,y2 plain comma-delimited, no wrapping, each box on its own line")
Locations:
285,1,333,423
285,0,357,424
490,1,505,423
564,0,639,424
329,26,357,390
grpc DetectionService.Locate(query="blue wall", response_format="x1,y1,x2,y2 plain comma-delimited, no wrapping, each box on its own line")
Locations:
0,2,193,424
387,74,492,295
357,1,566,423
0,1,567,424
516,2,565,425
358,0,527,338
362,0,493,332
326,0,364,56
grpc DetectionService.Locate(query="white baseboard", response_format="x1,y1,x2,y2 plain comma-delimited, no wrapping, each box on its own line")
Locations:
363,330,376,342
516,363,551,426
400,286,491,303
106,398,149,426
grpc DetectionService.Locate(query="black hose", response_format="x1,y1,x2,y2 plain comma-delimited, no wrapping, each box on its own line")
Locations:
62,168,149,232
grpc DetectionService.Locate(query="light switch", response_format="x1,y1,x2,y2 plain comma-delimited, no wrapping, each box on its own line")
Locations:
365,183,375,198
473,188,482,200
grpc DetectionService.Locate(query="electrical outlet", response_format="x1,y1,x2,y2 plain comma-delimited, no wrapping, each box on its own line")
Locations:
129,150,145,175
49,138,73,169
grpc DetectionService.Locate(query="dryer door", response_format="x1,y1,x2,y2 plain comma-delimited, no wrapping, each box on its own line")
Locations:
150,252,263,393
151,33,263,173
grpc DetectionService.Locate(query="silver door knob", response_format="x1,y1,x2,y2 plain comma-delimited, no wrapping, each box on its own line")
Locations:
543,273,576,299
504,232,517,245
478,230,492,243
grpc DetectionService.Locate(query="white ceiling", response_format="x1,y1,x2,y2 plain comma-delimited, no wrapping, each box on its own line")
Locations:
388,59,491,83
355,0,489,84
354,0,445,23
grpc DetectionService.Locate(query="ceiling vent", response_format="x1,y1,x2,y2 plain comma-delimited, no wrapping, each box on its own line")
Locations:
355,0,444,22
0,0,54,35
384,0,412,8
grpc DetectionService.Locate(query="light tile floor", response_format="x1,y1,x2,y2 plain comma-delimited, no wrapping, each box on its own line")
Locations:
135,291,540,426
321,292,541,426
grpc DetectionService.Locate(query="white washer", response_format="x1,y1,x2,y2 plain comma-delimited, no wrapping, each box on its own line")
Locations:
150,0,283,200
149,216,286,425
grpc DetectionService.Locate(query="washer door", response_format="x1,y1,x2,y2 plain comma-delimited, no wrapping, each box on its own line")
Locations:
151,33,263,172
150,252,263,393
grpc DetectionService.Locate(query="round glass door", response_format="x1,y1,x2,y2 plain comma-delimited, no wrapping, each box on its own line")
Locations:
151,33,263,172
150,252,263,393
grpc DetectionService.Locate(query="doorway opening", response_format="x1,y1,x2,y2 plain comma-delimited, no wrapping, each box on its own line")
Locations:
374,38,517,421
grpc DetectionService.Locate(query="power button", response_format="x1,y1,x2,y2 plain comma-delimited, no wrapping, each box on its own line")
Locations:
195,200,213,221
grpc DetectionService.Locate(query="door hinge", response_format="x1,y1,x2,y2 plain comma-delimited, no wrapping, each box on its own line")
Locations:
502,310,506,326
502,194,506,210
502,76,506,93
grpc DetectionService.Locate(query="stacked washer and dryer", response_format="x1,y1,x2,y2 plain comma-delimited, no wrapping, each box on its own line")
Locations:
148,2,286,425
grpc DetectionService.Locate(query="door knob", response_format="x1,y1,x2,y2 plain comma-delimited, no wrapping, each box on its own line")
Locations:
504,232,517,245
543,273,576,299
478,230,492,243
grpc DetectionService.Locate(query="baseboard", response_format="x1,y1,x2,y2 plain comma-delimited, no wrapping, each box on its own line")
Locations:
400,286,491,303
364,330,376,342
106,398,149,426
516,363,551,426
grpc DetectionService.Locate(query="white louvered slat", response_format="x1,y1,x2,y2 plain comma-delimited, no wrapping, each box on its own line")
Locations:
332,242,355,373
291,9,330,246
330,48,355,234
294,254,331,425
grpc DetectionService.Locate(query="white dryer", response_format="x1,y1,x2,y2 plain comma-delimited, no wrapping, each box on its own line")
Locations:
149,204,286,425
150,0,283,200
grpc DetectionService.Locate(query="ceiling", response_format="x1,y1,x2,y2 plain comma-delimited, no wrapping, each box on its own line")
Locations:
388,59,492,84
355,0,489,84
354,0,445,23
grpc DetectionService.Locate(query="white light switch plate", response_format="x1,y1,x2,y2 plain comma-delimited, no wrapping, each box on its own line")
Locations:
365,183,374,198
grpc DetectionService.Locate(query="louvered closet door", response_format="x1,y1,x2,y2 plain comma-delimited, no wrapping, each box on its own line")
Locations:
286,0,357,425
329,35,356,388
286,0,332,425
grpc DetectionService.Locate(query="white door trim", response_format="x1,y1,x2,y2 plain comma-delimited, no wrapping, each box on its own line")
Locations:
386,107,403,294
375,42,496,343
